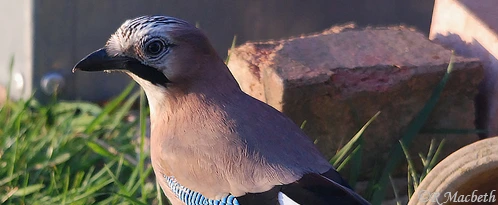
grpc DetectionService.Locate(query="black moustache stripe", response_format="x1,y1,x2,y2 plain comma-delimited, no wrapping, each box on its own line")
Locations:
124,60,171,86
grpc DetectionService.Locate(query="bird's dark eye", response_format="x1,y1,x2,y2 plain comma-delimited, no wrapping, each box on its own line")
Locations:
145,40,165,56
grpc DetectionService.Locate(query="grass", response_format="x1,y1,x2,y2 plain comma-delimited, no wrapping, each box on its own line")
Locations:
0,80,158,205
0,53,482,204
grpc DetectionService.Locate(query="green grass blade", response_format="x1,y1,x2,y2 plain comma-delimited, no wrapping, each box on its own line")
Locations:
399,140,419,189
156,182,164,205
66,179,114,204
107,91,140,129
12,184,45,197
370,54,455,204
125,162,141,192
389,175,402,205
348,142,363,189
418,139,436,180
0,172,23,187
84,82,135,134
61,167,70,205
331,111,380,166
407,168,414,199
427,139,446,173
86,141,115,159
102,164,128,196
300,120,307,129
225,35,237,64
336,148,354,172
112,193,149,205
418,152,427,167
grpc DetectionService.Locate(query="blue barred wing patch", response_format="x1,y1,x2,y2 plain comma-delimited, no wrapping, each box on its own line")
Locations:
164,175,239,205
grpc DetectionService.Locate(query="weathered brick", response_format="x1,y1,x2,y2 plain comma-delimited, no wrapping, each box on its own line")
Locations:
227,25,483,178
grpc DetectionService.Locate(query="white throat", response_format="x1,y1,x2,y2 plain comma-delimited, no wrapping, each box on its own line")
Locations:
128,73,168,115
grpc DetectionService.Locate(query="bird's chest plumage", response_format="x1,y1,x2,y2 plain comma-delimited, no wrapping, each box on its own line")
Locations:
150,131,246,204
148,96,315,204
149,119,243,199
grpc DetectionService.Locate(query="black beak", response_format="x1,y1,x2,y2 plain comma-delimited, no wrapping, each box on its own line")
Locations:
72,48,171,85
72,48,138,73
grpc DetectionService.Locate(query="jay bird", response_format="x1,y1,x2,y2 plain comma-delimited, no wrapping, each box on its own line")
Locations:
73,15,371,205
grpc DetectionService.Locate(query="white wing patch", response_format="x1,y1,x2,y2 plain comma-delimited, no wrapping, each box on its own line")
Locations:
278,192,300,205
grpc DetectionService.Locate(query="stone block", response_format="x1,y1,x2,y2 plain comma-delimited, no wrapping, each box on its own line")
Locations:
430,0,498,138
227,25,484,178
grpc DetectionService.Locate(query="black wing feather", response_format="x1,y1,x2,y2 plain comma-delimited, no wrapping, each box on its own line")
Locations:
236,168,371,205
236,186,281,205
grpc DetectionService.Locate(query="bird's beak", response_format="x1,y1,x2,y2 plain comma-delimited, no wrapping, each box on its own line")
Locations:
72,47,172,85
72,48,138,73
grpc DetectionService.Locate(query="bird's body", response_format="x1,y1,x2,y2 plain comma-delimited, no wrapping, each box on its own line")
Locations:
73,15,370,205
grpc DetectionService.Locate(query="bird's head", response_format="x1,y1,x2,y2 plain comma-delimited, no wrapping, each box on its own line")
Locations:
73,15,235,99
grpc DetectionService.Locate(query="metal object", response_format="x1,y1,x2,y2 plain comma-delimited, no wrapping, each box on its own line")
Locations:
40,72,65,95
12,72,24,94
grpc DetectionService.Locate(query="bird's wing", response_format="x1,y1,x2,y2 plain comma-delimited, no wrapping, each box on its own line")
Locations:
156,88,370,204
236,168,370,205
216,93,370,205
279,169,371,205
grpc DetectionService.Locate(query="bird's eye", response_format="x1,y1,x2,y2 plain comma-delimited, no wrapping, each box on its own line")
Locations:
145,40,166,56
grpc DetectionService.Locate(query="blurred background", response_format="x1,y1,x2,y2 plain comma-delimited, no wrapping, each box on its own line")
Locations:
0,0,434,102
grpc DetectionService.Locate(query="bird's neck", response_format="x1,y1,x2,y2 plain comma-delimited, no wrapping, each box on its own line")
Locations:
141,56,242,147
145,82,242,163
145,76,242,132
139,56,239,110
149,84,239,116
